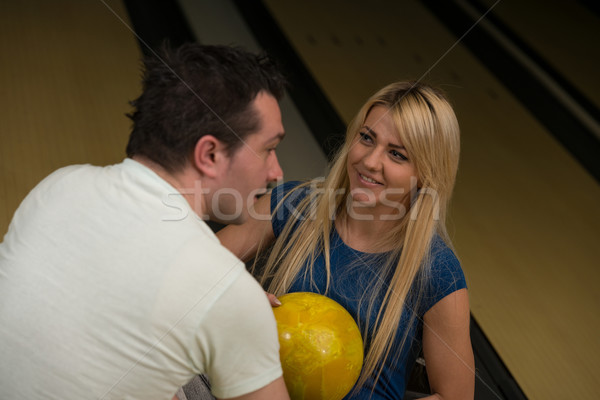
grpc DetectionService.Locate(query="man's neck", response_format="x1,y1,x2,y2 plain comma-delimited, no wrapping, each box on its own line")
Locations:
131,155,206,217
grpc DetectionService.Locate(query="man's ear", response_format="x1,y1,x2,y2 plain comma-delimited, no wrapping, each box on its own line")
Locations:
192,135,227,178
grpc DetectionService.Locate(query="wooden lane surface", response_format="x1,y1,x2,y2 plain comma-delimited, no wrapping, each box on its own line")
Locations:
262,0,600,398
0,0,141,236
478,0,600,113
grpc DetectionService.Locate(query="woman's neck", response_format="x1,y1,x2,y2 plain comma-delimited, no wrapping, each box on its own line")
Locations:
335,213,399,253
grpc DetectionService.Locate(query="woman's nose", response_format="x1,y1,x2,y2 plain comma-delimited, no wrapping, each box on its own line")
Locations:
362,147,382,171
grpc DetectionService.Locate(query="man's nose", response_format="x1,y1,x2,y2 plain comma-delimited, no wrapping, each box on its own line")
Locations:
267,153,284,182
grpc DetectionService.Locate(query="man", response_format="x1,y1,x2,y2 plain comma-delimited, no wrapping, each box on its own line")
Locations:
0,44,289,400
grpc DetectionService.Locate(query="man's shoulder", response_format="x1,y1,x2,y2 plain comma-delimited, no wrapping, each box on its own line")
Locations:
183,236,268,318
171,231,251,291
189,228,243,263
37,163,96,185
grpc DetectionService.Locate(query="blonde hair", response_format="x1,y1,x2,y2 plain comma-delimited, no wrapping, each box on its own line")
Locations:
255,81,460,390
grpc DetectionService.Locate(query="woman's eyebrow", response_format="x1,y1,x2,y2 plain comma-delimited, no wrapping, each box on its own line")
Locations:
363,125,405,149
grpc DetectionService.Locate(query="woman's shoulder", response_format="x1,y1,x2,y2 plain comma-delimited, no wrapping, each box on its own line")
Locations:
271,180,315,199
418,235,467,312
429,235,461,270
270,179,322,213
270,179,318,237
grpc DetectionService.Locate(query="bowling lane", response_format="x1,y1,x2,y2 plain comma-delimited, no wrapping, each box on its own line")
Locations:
476,0,600,114
0,0,141,236
261,0,600,398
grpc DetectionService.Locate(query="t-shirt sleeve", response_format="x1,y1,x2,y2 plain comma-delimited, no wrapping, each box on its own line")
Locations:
270,180,306,238
192,271,283,399
420,237,468,315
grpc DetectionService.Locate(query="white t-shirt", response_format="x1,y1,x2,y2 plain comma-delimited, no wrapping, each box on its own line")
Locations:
0,159,282,400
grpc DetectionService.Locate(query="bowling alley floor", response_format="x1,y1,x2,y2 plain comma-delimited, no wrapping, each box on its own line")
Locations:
182,1,600,398
1,1,599,399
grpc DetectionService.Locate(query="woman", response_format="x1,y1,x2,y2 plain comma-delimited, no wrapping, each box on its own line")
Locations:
219,81,474,399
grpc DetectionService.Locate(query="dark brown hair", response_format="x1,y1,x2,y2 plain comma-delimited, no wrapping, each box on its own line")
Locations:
126,43,286,173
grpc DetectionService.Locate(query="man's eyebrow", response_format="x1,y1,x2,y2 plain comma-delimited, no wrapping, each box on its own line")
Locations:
266,132,286,144
363,125,405,149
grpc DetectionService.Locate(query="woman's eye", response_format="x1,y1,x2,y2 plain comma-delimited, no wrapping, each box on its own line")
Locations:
391,149,408,161
359,132,373,143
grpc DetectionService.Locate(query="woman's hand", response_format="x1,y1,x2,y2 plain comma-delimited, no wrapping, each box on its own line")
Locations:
266,292,282,307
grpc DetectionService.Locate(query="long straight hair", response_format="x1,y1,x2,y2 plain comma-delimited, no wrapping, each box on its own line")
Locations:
255,81,460,390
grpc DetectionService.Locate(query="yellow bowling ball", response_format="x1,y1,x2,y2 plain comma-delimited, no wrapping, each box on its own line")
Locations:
273,292,364,400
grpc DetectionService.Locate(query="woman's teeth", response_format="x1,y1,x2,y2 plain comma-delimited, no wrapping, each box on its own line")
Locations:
360,174,381,184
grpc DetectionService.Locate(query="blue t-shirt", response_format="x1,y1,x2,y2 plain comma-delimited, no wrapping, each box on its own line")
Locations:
270,181,467,400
